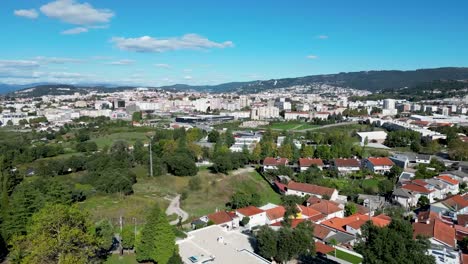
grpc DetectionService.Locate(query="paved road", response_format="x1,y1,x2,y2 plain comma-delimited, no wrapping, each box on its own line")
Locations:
165,194,189,225
271,121,358,133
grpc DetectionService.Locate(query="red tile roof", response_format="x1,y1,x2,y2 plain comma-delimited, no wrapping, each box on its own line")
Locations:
315,241,335,255
313,224,333,240
458,214,468,227
207,211,236,225
274,181,287,193
462,254,468,264
263,157,289,166
270,219,306,228
236,206,264,217
437,175,459,185
413,219,456,248
297,205,322,218
322,213,390,233
334,158,360,167
442,195,468,211
308,199,342,215
367,157,394,166
401,183,434,194
265,206,286,221
287,181,336,197
299,158,324,167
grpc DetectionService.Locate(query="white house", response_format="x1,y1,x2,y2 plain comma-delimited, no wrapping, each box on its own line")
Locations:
357,131,387,144
333,158,361,175
364,157,394,174
263,157,289,171
235,206,267,229
298,158,324,172
285,181,339,201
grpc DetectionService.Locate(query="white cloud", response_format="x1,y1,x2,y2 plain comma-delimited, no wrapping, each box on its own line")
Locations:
111,34,234,53
183,69,193,73
0,60,39,68
34,56,84,64
61,27,88,35
14,9,39,19
107,59,134,65
40,0,114,25
183,75,193,80
317,35,329,39
306,55,318,59
154,63,171,68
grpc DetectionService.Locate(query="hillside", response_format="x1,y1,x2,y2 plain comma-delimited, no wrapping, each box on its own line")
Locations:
4,67,468,97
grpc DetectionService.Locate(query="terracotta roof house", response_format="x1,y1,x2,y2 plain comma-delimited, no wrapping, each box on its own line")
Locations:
322,213,391,235
298,158,324,171
265,206,286,224
235,206,267,229
364,157,395,174
263,157,289,171
207,211,238,225
429,194,468,222
458,214,468,227
315,241,335,255
413,219,456,248
333,158,361,175
307,198,344,220
297,205,325,222
285,181,339,201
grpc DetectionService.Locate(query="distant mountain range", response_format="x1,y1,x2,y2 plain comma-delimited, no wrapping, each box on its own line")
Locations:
3,67,468,97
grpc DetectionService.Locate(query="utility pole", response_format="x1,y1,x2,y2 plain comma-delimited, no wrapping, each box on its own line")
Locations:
133,217,137,244
149,135,154,177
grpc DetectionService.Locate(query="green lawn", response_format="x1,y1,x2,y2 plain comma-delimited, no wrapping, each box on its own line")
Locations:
91,132,150,149
105,254,138,264
329,249,363,264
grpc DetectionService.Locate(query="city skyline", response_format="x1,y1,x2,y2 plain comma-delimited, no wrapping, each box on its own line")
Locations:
1,0,468,86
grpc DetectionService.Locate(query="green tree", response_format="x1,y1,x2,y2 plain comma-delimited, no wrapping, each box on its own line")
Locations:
211,154,233,174
121,225,135,249
132,111,142,122
417,196,430,208
95,220,114,252
9,204,98,264
356,220,435,264
136,206,176,264
300,145,314,158
207,130,220,143
224,129,235,147
164,152,198,176
345,203,357,216
256,226,278,260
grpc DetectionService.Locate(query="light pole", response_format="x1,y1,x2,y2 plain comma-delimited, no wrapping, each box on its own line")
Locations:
133,217,137,246
147,133,155,177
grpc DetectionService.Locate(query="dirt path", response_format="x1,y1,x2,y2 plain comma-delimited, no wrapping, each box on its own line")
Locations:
165,194,189,225
231,166,255,176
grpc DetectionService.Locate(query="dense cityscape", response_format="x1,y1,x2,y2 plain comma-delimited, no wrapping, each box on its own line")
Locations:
2,1,468,264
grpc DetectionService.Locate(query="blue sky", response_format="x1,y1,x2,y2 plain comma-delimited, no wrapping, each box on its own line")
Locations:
1,0,468,86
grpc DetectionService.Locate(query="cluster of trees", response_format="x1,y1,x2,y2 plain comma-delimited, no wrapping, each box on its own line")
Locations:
355,220,435,264
415,158,446,179
384,129,441,154
255,222,315,263
227,191,261,209
148,127,206,176
434,126,468,161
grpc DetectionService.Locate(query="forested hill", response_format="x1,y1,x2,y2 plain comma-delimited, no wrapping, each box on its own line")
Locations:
4,67,468,96
349,80,468,101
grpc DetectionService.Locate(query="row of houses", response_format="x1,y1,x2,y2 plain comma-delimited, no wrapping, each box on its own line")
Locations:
393,174,461,208
263,156,396,175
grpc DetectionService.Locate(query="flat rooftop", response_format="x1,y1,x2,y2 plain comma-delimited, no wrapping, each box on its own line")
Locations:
177,225,270,264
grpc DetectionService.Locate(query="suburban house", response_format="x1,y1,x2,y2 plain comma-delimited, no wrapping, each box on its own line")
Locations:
415,154,432,164
401,180,436,203
364,157,394,174
333,158,361,175
264,205,286,224
307,197,344,220
282,181,339,201
298,158,324,171
437,175,460,195
263,157,289,171
392,188,419,209
413,218,457,249
297,204,326,222
235,206,267,229
430,194,468,221
321,213,391,236
207,211,240,230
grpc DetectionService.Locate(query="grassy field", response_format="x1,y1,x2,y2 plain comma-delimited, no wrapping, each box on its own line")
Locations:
105,254,138,264
91,132,150,149
329,249,363,264
263,121,320,131
79,165,281,222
